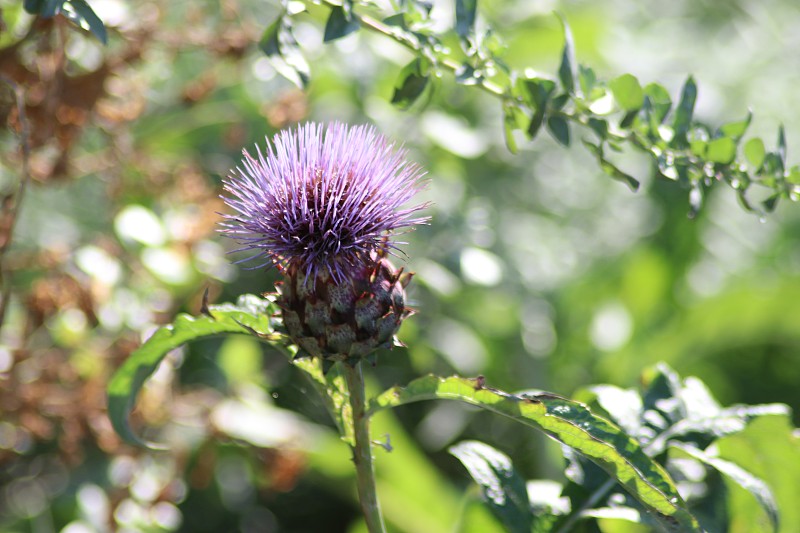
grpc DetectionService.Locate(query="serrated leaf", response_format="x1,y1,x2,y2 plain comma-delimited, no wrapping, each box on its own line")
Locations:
450,441,533,533
369,375,701,531
744,138,766,168
455,0,477,39
706,137,736,164
556,13,580,96
391,58,430,110
609,73,644,112
547,116,570,146
323,5,360,42
107,295,282,448
672,443,779,531
672,76,697,145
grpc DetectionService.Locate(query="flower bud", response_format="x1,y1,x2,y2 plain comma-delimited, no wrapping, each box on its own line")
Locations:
221,123,428,366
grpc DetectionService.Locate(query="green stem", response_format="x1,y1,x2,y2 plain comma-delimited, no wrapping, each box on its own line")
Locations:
343,361,386,533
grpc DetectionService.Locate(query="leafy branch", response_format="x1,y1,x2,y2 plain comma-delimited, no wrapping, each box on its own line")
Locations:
262,0,800,217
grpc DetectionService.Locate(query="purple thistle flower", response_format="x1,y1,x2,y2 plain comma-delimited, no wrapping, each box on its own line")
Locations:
221,122,428,285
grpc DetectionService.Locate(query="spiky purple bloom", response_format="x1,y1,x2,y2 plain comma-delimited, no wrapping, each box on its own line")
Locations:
221,122,428,284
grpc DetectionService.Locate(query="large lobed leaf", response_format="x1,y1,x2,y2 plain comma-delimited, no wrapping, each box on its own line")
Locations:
368,375,701,531
107,295,283,447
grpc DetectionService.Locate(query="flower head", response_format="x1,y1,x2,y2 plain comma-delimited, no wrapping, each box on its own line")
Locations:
221,122,428,285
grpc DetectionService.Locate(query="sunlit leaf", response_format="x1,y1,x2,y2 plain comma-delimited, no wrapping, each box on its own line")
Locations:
556,13,580,96
744,138,766,168
369,375,701,531
672,443,779,531
63,0,108,44
259,13,311,88
609,73,644,112
644,83,672,124
718,111,752,141
450,441,533,533
706,137,736,164
672,76,697,145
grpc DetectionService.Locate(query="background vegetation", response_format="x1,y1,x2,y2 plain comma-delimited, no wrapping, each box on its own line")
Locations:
1,0,799,531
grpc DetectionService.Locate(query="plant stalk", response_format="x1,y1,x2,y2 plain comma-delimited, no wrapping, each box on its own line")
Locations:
343,361,386,533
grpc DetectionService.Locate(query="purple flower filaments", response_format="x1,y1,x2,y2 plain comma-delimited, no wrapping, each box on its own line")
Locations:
221,122,428,285
221,122,428,364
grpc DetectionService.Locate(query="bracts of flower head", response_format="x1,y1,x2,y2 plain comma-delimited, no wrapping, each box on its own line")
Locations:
221,122,429,369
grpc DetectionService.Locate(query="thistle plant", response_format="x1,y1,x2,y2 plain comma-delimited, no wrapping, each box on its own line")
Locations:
218,122,427,531
107,122,790,533
97,3,798,531
220,123,427,369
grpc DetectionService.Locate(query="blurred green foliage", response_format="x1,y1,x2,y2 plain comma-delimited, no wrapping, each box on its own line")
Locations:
1,0,800,531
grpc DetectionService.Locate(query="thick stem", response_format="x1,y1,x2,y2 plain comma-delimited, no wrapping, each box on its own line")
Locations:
343,361,386,533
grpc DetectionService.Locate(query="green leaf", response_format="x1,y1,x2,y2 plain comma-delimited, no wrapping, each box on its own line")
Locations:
719,111,752,141
502,102,526,154
39,0,62,17
582,385,645,439
763,193,780,213
777,124,787,166
391,58,431,110
520,77,556,109
323,5,360,42
587,117,608,140
671,443,779,531
258,14,311,88
547,116,570,146
672,76,697,145
706,137,737,164
716,416,800,533
449,441,533,533
62,0,107,43
455,0,477,39
368,375,701,532
609,73,644,112
556,13,580,96
107,295,281,448
23,0,46,14
579,65,597,96
744,138,766,168
644,83,672,124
